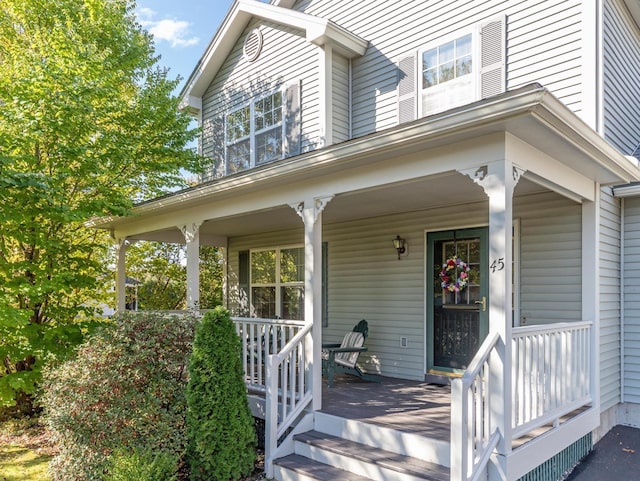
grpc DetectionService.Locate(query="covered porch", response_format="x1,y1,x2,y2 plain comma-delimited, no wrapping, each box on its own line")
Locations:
95,85,640,480
235,315,595,480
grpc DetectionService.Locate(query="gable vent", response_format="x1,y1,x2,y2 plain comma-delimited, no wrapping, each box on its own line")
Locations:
243,28,263,62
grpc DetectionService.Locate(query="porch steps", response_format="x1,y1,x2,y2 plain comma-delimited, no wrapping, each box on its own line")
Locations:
274,454,373,481
273,412,450,481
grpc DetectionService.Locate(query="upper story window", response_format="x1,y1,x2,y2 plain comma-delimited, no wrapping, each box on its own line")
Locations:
225,89,287,175
255,92,283,164
422,34,472,89
397,17,505,123
419,32,475,117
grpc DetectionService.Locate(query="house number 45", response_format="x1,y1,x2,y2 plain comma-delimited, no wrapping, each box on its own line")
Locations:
490,258,505,273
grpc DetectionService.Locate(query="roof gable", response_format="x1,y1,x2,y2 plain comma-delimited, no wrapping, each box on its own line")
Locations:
180,0,367,111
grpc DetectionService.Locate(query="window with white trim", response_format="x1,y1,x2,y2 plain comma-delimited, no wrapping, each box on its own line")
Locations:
419,32,476,117
397,17,505,123
226,90,284,174
250,246,304,320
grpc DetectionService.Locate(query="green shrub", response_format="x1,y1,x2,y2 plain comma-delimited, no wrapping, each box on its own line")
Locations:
104,448,178,481
186,307,256,481
41,311,198,481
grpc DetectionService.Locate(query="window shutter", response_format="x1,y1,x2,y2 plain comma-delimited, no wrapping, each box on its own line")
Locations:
284,80,301,157
238,250,250,317
397,54,417,124
479,16,506,99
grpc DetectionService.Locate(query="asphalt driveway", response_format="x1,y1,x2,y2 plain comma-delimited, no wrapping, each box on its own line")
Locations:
566,425,640,481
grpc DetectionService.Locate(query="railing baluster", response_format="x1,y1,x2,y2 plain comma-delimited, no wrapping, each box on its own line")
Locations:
232,318,310,477
454,322,593,481
511,322,593,439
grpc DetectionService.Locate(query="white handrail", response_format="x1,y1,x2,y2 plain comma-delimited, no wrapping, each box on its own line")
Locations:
451,331,501,481
264,322,313,475
233,316,306,327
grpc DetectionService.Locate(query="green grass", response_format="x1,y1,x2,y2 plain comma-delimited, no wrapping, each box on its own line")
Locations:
0,417,52,481
0,443,51,481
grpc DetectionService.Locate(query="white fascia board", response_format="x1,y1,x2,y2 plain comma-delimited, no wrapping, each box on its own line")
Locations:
181,0,367,101
178,95,202,116
237,0,367,58
530,89,640,185
272,0,296,7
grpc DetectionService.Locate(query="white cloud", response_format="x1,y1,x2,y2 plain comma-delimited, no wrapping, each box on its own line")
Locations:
137,7,199,48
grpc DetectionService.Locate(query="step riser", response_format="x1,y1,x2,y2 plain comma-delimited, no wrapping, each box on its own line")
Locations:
295,441,435,481
314,412,450,467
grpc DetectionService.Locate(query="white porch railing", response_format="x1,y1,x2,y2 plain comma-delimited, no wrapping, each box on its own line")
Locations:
452,321,594,481
511,321,592,439
234,317,306,393
451,331,501,481
233,317,312,477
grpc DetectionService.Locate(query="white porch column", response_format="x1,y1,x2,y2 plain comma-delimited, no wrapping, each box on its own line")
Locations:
582,186,600,416
291,195,333,411
462,161,523,480
181,222,202,311
115,238,128,312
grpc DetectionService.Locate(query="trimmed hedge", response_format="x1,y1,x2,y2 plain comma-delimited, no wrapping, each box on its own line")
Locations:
186,307,256,480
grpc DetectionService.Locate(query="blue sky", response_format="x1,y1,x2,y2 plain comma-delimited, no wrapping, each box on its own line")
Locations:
136,0,234,91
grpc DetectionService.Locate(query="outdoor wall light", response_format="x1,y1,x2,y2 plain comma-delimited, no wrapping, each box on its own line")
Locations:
393,235,406,259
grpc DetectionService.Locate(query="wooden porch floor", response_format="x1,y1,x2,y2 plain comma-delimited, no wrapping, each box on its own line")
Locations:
320,374,451,442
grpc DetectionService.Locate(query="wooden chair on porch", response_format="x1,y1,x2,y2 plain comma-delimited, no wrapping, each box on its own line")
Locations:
322,320,381,388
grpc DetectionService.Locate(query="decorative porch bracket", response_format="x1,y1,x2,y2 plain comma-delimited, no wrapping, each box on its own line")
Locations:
459,162,525,480
180,221,203,311
290,195,333,411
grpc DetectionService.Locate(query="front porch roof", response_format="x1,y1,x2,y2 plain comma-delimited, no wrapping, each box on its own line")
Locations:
92,84,640,242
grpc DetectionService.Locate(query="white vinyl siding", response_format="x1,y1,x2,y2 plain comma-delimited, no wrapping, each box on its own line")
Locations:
602,0,640,154
600,188,622,410
201,19,319,179
199,0,589,173
294,0,584,137
516,194,583,325
226,190,580,381
623,197,640,404
507,0,584,114
332,54,350,143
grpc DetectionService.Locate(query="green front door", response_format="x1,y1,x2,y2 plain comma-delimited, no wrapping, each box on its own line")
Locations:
426,227,489,376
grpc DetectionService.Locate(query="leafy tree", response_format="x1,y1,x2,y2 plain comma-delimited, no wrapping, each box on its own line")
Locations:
0,0,204,410
186,307,256,480
126,242,188,311
126,242,223,311
198,245,224,309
